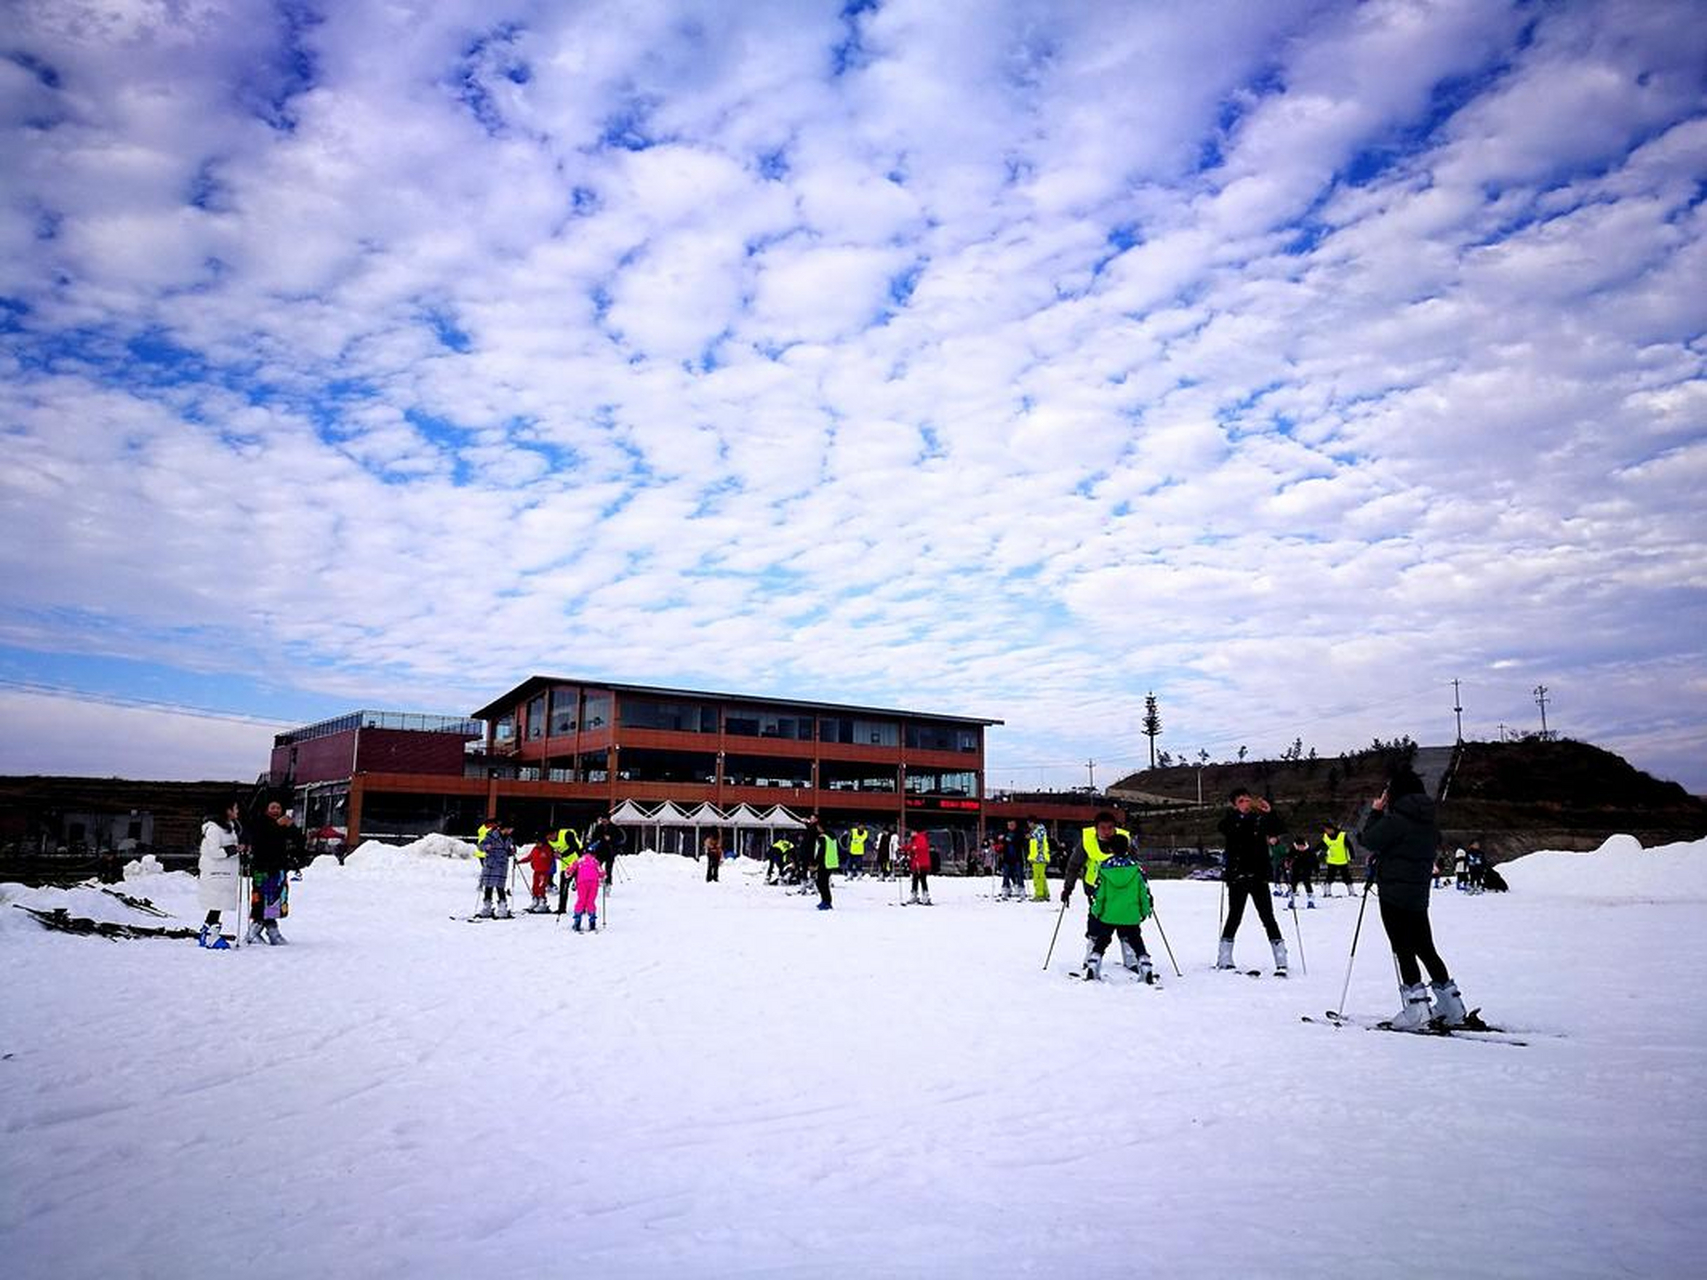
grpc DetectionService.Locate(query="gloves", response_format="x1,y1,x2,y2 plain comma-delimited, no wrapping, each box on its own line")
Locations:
1060,890,1071,908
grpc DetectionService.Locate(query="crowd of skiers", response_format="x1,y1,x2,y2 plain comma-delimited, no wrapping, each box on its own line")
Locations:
470,814,627,930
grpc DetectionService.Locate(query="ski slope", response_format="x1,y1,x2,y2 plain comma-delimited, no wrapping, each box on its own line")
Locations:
3,835,1705,1279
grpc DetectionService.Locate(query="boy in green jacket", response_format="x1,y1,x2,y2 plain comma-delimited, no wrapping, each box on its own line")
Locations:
1071,812,1157,982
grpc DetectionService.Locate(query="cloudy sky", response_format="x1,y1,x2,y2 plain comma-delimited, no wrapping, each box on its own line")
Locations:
2,0,1704,792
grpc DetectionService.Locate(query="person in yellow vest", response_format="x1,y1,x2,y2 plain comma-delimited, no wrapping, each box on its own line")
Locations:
805,813,837,910
1320,824,1354,897
847,823,869,878
550,825,583,914
766,835,792,884
1027,821,1051,901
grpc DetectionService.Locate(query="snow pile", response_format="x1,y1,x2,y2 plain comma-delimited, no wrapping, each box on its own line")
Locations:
122,853,166,879
1500,833,1707,901
0,878,193,934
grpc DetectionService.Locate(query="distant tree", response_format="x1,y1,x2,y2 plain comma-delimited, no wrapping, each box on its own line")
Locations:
1142,692,1162,768
1237,745,1248,763
1197,748,1210,765
1157,750,1175,768
1280,736,1303,763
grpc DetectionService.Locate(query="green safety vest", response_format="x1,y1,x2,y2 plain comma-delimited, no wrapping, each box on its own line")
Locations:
475,824,491,858
1323,832,1350,866
849,827,868,855
1079,827,1131,887
822,834,840,870
550,827,582,870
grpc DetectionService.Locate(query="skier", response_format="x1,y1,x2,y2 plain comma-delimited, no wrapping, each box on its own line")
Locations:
1068,812,1156,982
475,818,517,918
1359,768,1470,1030
586,814,626,888
1028,821,1052,901
1216,789,1289,975
196,799,244,948
245,799,293,944
905,827,932,904
806,814,837,910
997,818,1026,899
551,825,583,913
765,835,791,885
570,839,603,931
1463,840,1488,894
704,832,723,882
874,826,894,879
1285,835,1317,908
846,823,869,878
519,836,555,913
1320,824,1354,896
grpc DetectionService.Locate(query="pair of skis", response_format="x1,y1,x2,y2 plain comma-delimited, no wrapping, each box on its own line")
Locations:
1302,1008,1530,1046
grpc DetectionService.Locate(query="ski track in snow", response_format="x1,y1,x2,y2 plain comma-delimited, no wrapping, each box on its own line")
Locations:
3,844,1706,1278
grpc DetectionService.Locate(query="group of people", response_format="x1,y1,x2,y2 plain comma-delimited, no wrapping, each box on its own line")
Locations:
476,815,626,930
1263,821,1358,908
195,795,308,948
759,816,934,909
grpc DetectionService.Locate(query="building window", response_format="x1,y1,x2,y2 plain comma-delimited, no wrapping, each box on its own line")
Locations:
905,722,979,752
526,695,546,740
723,754,813,787
581,692,612,731
494,716,515,745
905,768,978,796
549,686,579,735
618,697,717,733
725,709,813,740
819,717,898,746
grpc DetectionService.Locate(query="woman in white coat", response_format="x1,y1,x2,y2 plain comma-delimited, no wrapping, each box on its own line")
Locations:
198,800,244,948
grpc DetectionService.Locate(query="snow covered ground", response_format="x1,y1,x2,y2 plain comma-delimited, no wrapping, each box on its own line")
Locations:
4,835,1706,1279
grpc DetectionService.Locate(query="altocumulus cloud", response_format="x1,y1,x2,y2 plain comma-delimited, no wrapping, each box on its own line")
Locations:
0,0,1704,788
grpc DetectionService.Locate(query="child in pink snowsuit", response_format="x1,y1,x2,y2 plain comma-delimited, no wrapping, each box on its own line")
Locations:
572,851,602,932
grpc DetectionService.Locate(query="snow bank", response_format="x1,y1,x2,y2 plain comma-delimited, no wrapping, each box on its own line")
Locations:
122,853,166,879
1500,833,1707,901
0,877,197,933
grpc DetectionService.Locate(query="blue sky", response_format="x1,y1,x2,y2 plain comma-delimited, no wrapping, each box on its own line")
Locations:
2,0,1704,791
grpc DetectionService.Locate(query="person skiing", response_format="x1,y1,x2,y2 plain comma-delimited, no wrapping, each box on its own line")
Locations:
475,818,517,918
551,825,584,914
805,813,837,910
905,827,932,904
766,835,792,885
1320,824,1354,897
704,832,723,882
245,799,293,944
1028,821,1052,901
570,839,603,931
874,826,894,879
586,815,626,888
1359,767,1470,1030
1216,789,1289,975
997,818,1027,899
1285,834,1317,909
196,799,244,948
519,836,555,913
1069,811,1156,982
846,823,869,878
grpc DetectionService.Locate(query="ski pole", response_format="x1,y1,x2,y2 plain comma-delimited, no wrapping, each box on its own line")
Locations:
1334,879,1375,1018
1218,877,1226,933
1146,895,1182,978
1289,896,1307,976
1042,896,1069,970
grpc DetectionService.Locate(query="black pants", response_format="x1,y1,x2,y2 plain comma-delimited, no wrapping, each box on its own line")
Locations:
911,870,929,895
1325,864,1353,889
1221,880,1282,942
1087,916,1148,959
707,859,720,882
1380,900,1450,986
1288,873,1314,894
816,865,832,906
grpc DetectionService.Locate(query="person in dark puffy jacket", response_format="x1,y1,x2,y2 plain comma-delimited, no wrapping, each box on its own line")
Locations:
1215,789,1288,975
1360,768,1470,1029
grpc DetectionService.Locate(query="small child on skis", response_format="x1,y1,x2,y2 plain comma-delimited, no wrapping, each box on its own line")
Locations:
476,819,516,918
571,842,603,932
520,836,555,913
1285,835,1317,908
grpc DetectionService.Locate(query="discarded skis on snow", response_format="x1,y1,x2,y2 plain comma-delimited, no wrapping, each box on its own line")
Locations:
12,905,197,941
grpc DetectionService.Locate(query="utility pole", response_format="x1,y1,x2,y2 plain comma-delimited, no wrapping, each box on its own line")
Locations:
1451,678,1464,744
1496,722,1508,743
1534,685,1550,739
1086,759,1096,792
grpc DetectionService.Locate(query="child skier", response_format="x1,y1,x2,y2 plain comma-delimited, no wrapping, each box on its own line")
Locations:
1285,835,1317,908
1028,821,1052,901
1080,819,1156,983
906,828,932,904
475,819,516,918
520,836,555,913
571,843,603,932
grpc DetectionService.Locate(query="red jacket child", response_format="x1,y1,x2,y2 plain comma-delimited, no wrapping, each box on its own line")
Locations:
521,841,554,905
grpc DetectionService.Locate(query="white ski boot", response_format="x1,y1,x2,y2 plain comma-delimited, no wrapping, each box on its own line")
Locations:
907,892,919,904
263,922,287,945
1216,936,1236,970
1389,982,1434,1031
921,891,932,905
1430,979,1468,1028
1306,895,1316,908
494,902,513,920
1081,940,1103,980
475,902,494,919
244,921,265,945
1271,938,1289,977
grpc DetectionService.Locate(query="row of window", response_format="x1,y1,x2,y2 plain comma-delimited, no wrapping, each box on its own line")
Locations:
488,745,977,794
495,688,979,753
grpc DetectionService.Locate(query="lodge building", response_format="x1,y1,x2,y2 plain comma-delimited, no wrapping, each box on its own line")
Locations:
268,676,1113,866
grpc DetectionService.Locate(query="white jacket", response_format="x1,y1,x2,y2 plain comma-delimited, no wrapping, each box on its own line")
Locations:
197,819,243,911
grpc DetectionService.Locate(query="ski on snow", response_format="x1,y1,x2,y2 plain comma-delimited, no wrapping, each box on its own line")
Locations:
1301,1009,1529,1046
1067,970,1162,989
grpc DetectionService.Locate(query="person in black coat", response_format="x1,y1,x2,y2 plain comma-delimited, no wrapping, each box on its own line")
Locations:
246,800,292,945
1216,788,1289,974
1360,767,1470,1029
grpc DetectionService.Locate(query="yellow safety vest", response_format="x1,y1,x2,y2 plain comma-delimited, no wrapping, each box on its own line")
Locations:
1028,832,1050,863
1079,827,1131,887
550,827,581,871
822,834,840,870
474,824,491,859
849,827,868,855
1323,832,1350,866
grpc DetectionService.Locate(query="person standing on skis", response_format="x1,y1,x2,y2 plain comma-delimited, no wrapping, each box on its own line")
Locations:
1070,811,1156,982
1320,824,1354,896
1216,789,1289,975
1027,821,1052,901
570,840,603,932
1360,768,1470,1030
475,819,517,918
905,827,932,904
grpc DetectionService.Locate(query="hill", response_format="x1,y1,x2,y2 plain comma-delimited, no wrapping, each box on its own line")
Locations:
1109,738,1707,860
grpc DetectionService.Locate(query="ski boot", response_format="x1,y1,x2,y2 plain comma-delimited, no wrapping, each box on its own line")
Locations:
1081,940,1103,981
263,922,287,945
1430,979,1468,1028
494,901,512,920
587,913,597,931
1305,895,1316,908
1216,937,1236,970
1271,938,1289,977
1389,983,1434,1031
572,913,583,932
244,920,265,945
921,891,932,905
476,903,495,919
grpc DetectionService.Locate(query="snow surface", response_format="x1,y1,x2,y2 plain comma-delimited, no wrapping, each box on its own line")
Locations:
4,837,1706,1279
